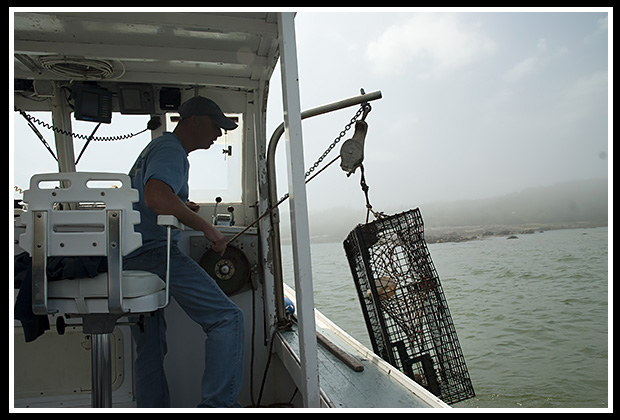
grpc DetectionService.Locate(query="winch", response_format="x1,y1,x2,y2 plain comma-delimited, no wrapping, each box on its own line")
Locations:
188,227,259,297
199,245,250,296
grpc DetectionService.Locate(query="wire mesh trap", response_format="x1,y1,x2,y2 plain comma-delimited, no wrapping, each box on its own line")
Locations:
343,208,475,405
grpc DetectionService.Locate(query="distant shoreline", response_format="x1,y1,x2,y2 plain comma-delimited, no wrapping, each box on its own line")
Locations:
423,221,608,244
296,222,608,245
282,178,609,246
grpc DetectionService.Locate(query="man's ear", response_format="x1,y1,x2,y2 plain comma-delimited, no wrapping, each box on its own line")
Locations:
189,115,200,128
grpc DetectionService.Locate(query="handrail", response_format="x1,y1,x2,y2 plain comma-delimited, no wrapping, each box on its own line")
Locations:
266,90,382,323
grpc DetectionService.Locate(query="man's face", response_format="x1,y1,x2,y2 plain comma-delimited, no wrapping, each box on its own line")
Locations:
194,115,222,150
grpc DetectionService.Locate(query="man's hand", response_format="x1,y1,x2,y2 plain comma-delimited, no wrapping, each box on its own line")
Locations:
186,200,200,213
204,224,227,256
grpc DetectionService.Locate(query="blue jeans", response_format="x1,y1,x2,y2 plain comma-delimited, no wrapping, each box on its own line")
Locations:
124,244,244,408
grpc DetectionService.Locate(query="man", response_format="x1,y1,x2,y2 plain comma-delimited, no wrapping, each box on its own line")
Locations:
124,96,244,408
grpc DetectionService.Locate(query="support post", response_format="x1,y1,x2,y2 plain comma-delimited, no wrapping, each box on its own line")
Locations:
277,12,320,408
91,333,113,407
50,81,76,174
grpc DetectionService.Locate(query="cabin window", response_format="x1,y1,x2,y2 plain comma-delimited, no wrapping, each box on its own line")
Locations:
13,112,151,197
72,114,153,183
13,111,242,204
166,113,243,204
13,111,58,199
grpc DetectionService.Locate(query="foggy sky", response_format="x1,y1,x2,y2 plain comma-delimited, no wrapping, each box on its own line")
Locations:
12,10,610,221
268,10,609,218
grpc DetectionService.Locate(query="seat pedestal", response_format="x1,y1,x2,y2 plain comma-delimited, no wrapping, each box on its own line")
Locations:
83,313,123,408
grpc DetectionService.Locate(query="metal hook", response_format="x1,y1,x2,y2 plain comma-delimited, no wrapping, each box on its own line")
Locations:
361,102,372,121
359,88,372,121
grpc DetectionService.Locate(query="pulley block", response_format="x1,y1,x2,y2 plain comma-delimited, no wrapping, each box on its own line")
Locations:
340,120,368,176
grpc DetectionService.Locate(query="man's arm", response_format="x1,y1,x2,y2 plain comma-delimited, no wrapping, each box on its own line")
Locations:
144,178,226,255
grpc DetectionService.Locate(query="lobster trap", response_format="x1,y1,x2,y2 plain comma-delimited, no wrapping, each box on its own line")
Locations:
343,208,475,405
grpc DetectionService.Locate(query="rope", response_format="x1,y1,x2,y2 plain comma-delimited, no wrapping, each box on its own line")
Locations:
227,105,370,245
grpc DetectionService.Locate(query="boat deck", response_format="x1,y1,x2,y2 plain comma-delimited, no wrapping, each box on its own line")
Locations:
277,307,448,409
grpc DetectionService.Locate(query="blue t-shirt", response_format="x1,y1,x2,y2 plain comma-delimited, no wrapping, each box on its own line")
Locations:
128,132,189,253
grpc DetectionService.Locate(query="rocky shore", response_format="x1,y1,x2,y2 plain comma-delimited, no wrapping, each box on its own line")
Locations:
424,221,606,244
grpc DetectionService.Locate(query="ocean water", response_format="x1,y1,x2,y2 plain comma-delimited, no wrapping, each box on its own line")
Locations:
281,226,609,409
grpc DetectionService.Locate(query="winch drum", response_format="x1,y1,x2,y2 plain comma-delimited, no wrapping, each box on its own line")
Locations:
188,231,258,297
199,245,250,296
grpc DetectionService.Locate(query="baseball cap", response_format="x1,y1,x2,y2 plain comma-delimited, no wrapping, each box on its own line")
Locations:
178,96,238,130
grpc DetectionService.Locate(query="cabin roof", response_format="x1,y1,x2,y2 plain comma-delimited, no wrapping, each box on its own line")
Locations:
13,12,280,92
